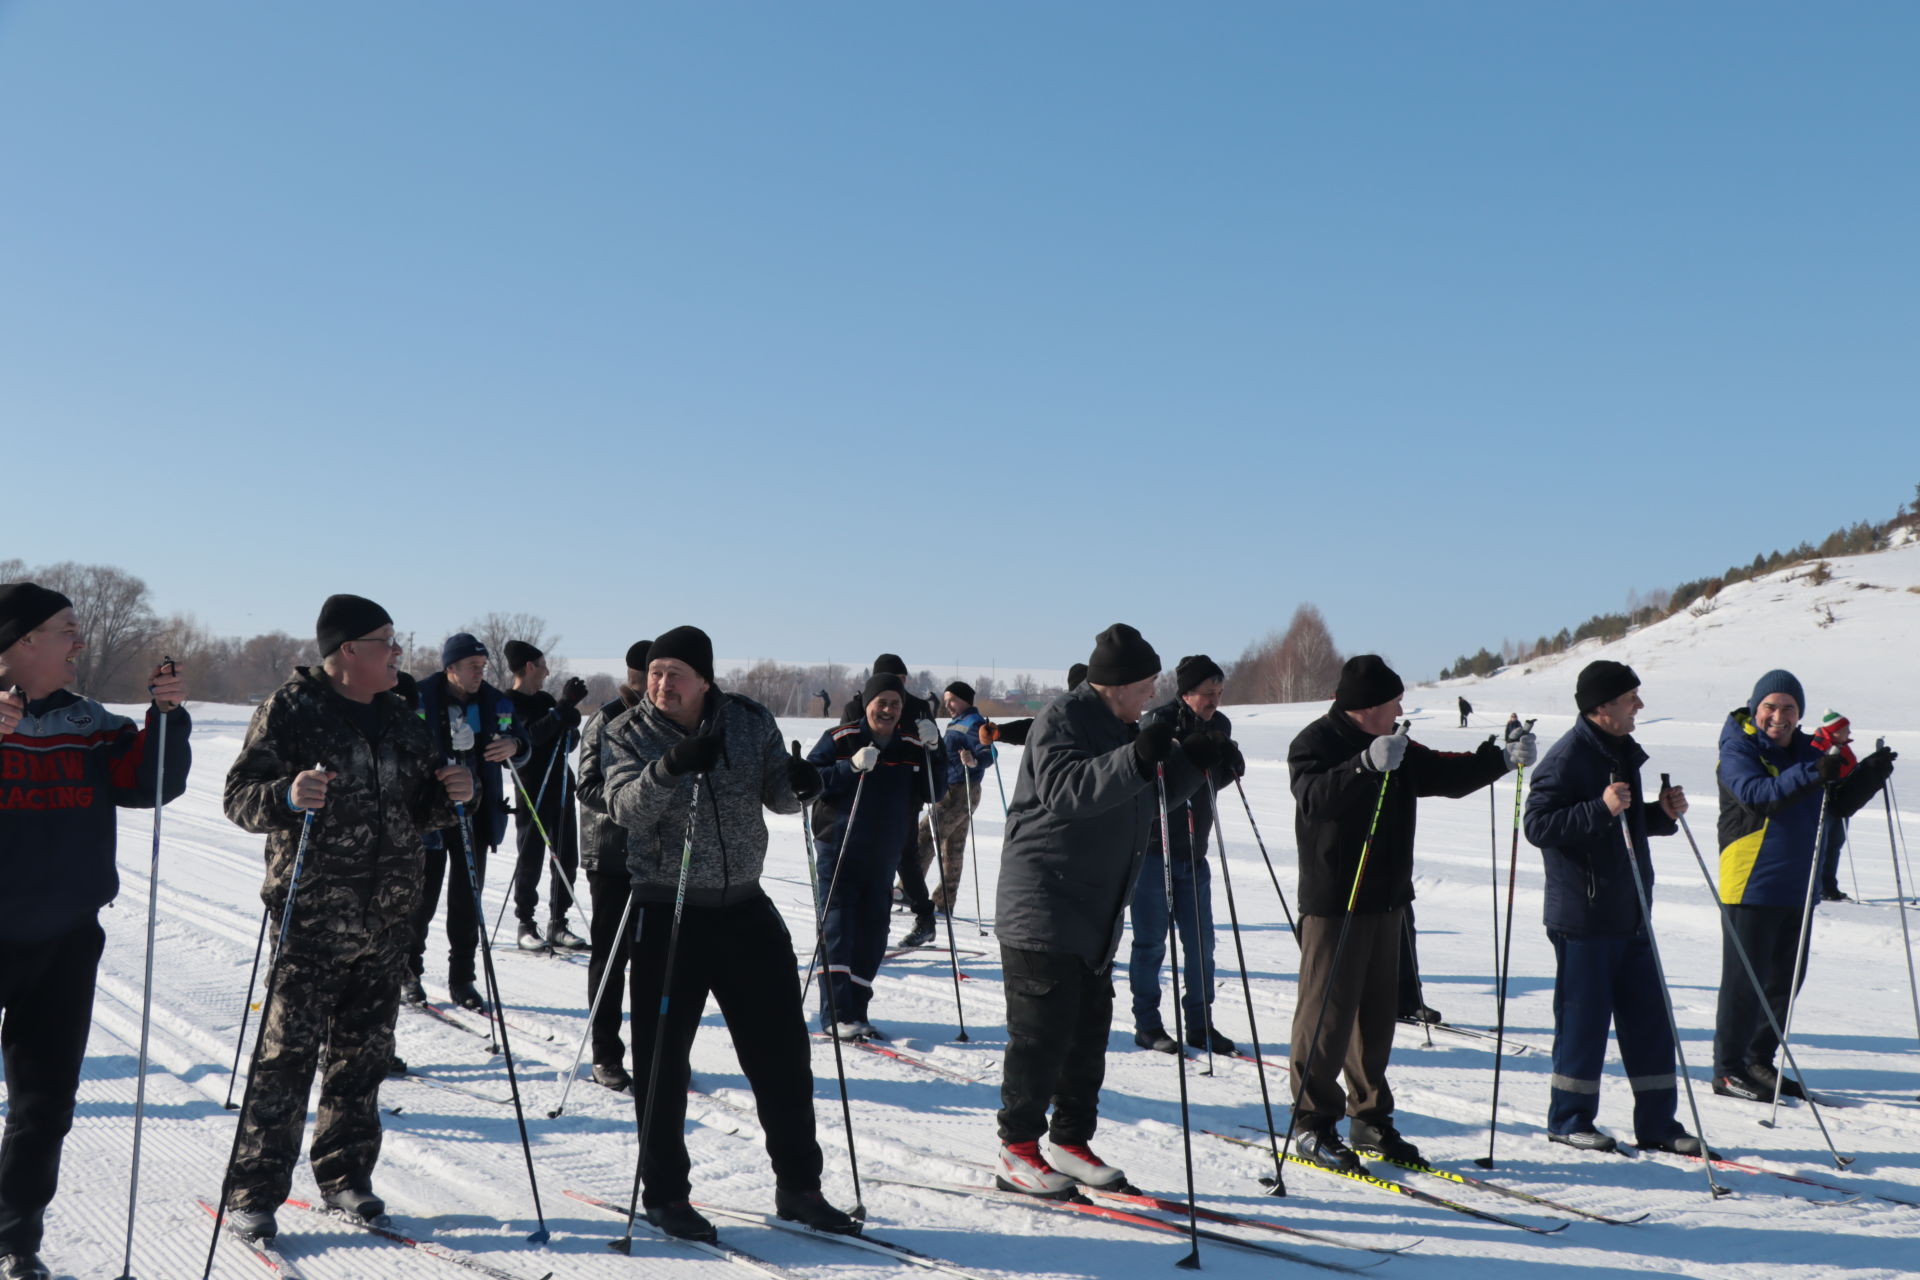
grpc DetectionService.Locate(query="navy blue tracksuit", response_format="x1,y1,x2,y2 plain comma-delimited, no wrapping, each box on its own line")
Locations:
806,723,949,1027
1524,716,1684,1144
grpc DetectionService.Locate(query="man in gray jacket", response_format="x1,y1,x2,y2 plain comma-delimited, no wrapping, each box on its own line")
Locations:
992,624,1219,1196
600,626,857,1243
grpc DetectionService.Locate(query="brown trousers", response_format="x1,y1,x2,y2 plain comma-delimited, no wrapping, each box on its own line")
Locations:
1288,907,1402,1129
916,775,981,914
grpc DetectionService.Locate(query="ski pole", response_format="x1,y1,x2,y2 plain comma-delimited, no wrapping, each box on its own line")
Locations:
203,764,322,1279
453,793,550,1241
1233,777,1299,945
491,746,559,944
1271,721,1407,1194
1891,776,1917,902
991,752,1011,821
919,736,969,1042
1610,773,1727,1198
1877,743,1920,1054
801,770,868,1002
116,664,173,1280
963,761,986,935
611,751,709,1255
1768,763,1835,1128
795,754,866,1220
545,885,638,1120
1184,805,1217,1074
1666,773,1851,1167
1208,782,1284,1176
1400,911,1431,1049
221,908,270,1111
1478,720,1533,1168
517,738,590,929
1153,762,1202,1269
1487,764,1501,1004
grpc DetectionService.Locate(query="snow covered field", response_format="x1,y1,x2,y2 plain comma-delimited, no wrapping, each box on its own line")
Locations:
24,540,1920,1278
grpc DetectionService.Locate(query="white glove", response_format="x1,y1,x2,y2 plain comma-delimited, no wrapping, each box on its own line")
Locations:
852,744,881,773
1364,725,1409,773
448,711,475,754
1504,732,1538,770
915,719,941,748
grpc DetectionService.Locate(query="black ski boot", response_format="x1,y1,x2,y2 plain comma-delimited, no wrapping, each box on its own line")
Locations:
548,918,588,950
644,1200,717,1242
516,920,548,952
1133,1027,1179,1054
896,914,936,948
1745,1061,1806,1100
1185,1024,1237,1054
1547,1127,1619,1153
1349,1116,1424,1165
323,1184,388,1223
592,1061,633,1093
387,1053,408,1077
448,979,489,1013
1294,1127,1361,1173
400,974,427,1005
775,1186,862,1235
0,1254,50,1280
225,1204,279,1241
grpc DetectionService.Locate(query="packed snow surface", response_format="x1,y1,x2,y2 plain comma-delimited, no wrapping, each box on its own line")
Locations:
22,540,1920,1277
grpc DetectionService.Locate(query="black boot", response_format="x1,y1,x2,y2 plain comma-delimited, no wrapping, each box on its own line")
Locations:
775,1186,861,1235
592,1061,633,1092
516,920,548,952
1294,1127,1360,1173
896,914,936,948
323,1184,388,1222
1348,1116,1424,1165
0,1254,51,1280
644,1201,717,1242
1133,1027,1179,1054
448,978,489,1012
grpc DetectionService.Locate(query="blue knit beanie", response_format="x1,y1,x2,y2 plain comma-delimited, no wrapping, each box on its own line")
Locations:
1748,669,1805,717
441,632,488,669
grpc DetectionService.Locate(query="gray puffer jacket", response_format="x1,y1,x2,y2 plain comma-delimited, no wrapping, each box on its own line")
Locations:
601,687,802,905
994,683,1204,971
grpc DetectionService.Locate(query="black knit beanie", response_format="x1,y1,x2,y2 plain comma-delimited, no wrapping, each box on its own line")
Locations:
440,632,487,669
650,625,714,683
1176,654,1225,696
863,672,907,707
945,681,976,705
1067,663,1089,689
1086,623,1161,687
1332,655,1404,711
872,653,909,677
625,640,652,673
315,594,393,659
0,583,74,654
503,640,543,672
1576,660,1640,715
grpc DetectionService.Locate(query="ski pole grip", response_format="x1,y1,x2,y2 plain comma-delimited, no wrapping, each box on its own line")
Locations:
1661,772,1672,792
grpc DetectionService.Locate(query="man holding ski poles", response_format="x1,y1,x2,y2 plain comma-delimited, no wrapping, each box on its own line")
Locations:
920,681,994,917
1710,669,1895,1102
503,639,592,952
220,594,470,1240
0,583,190,1280
600,625,857,1243
1524,660,1705,1155
1287,655,1520,1171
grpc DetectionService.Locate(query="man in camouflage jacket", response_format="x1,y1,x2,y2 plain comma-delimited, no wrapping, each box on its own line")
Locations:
220,595,470,1237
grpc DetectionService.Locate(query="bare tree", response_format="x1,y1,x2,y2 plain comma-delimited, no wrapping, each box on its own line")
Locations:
461,612,559,689
34,561,160,700
1222,604,1343,706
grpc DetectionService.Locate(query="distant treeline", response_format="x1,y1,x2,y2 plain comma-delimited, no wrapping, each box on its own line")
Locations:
1438,484,1920,680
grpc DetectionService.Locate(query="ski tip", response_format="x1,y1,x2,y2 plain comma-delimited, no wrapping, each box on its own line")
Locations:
527,1227,551,1244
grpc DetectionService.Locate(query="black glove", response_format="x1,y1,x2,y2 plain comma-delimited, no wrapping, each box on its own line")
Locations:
660,732,724,777
1223,739,1246,778
1180,728,1228,771
1133,719,1177,774
787,741,822,803
1860,743,1898,779
1817,751,1846,785
559,676,590,708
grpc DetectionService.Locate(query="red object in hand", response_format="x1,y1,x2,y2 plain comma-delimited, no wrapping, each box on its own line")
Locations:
1811,716,1858,776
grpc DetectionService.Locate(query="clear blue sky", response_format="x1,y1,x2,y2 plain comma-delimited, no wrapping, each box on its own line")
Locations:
4,2,1915,681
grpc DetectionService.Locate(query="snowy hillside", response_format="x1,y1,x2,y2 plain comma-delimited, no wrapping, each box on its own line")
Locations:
23,591,1920,1280
1433,533,1920,731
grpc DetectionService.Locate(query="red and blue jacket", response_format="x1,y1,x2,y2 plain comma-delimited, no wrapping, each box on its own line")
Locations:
1,691,191,944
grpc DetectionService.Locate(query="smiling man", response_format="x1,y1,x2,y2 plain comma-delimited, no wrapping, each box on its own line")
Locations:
0,582,190,1280
1710,669,1896,1102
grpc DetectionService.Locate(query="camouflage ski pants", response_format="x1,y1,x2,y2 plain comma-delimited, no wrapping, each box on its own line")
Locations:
228,917,408,1211
915,776,980,915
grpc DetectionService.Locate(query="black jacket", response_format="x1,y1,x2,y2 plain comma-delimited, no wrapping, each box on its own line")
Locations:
576,690,638,875
1139,698,1238,863
1524,715,1677,936
1289,709,1507,915
506,688,583,810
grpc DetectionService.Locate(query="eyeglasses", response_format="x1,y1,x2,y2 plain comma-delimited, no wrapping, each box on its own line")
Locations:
346,637,403,652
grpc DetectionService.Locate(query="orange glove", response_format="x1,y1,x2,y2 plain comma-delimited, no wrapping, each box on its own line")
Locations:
978,722,1000,744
